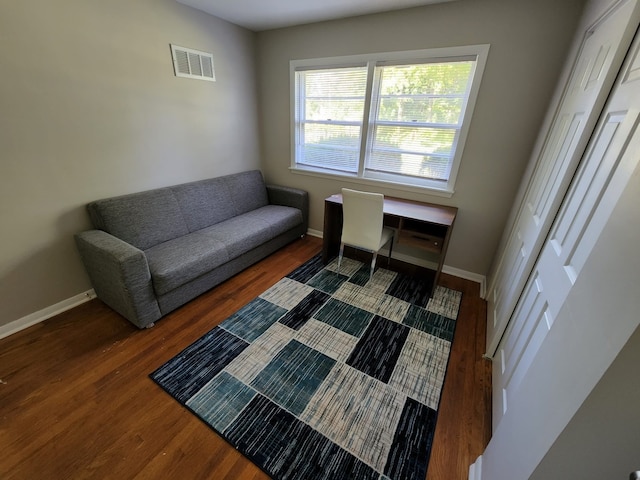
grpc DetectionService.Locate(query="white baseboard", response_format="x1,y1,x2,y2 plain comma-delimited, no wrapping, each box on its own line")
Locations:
307,228,323,238
468,455,483,480
307,228,487,297
442,265,487,299
0,289,96,341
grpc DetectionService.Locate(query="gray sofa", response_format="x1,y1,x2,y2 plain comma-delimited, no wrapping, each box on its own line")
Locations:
75,170,308,329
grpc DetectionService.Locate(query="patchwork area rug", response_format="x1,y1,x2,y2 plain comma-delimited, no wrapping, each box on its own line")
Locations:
150,255,461,480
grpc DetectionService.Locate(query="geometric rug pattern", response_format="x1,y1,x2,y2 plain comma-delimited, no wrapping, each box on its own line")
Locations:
150,254,461,480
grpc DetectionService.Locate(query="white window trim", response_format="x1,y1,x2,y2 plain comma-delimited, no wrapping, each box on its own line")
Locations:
290,45,490,196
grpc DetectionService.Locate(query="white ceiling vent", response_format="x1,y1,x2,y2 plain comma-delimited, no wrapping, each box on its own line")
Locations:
170,44,215,82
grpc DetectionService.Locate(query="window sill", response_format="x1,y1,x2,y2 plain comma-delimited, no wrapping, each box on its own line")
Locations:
289,166,455,198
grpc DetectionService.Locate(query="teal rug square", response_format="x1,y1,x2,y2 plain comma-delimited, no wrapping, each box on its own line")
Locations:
221,297,287,342
314,298,373,337
250,339,336,416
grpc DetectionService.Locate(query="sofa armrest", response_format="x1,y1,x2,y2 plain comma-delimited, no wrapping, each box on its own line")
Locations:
74,230,161,329
266,184,309,232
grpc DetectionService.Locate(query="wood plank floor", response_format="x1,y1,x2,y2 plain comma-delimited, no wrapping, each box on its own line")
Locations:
0,236,491,479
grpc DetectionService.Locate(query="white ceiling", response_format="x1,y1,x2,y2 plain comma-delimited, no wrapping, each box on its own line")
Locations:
176,0,455,32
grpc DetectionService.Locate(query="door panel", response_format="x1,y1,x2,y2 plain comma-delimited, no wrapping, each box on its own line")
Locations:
527,113,583,228
492,270,553,423
541,61,640,313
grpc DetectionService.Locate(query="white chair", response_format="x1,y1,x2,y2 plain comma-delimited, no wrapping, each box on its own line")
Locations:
337,188,395,281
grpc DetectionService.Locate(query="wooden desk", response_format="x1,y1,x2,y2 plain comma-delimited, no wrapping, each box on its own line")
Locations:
322,193,457,296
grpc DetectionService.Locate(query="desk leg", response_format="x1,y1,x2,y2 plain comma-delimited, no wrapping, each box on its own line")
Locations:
431,218,455,296
322,200,342,263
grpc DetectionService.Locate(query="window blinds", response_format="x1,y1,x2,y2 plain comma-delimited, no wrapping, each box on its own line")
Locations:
296,66,367,173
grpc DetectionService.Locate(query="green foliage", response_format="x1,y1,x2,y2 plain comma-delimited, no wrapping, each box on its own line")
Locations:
374,62,473,164
379,62,473,96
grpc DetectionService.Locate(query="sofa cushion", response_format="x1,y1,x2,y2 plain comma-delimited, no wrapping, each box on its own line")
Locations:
87,189,189,251
145,231,230,296
171,177,235,232
225,170,269,216
201,205,302,260
257,205,303,238
147,205,302,296
199,211,275,260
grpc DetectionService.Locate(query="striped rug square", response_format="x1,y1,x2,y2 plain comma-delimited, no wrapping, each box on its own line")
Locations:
150,254,461,480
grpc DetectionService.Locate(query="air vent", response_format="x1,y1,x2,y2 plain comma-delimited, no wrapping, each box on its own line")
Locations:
170,44,215,82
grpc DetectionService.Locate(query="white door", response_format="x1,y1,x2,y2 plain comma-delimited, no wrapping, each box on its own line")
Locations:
492,28,640,429
485,0,640,358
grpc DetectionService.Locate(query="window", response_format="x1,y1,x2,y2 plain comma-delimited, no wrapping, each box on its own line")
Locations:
291,46,489,194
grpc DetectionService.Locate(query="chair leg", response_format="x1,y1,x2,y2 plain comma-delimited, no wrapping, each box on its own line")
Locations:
370,252,378,282
337,243,345,276
387,236,394,267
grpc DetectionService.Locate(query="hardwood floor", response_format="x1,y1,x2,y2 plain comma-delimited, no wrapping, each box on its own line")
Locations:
0,236,491,479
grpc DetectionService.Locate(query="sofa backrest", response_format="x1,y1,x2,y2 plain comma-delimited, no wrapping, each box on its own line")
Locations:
223,170,270,216
170,170,269,232
87,170,269,250
87,188,190,251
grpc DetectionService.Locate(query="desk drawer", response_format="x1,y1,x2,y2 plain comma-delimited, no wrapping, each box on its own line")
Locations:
398,230,444,253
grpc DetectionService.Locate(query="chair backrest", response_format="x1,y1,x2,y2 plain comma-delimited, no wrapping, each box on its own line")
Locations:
341,188,385,251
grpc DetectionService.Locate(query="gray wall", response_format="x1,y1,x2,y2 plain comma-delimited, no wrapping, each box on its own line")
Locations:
0,0,260,328
255,0,586,276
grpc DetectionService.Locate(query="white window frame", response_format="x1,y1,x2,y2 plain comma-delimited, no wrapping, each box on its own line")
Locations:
290,45,489,196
